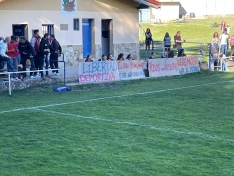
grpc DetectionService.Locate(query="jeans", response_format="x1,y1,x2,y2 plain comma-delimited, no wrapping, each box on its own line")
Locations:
39,55,49,77
213,43,219,50
11,57,19,78
222,60,229,71
0,56,16,72
50,53,59,73
221,44,227,55
0,61,4,69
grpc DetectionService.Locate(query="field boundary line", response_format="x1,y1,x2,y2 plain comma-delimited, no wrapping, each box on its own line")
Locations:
33,108,234,143
0,80,234,114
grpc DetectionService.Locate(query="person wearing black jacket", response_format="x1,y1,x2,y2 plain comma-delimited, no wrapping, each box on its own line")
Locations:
18,36,35,79
39,33,51,78
49,35,62,76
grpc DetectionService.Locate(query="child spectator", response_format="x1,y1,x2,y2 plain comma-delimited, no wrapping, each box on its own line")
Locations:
126,54,134,60
149,51,155,59
85,55,93,62
161,51,168,58
107,54,114,61
177,49,186,57
117,53,124,61
98,54,107,61
168,51,175,58
220,53,229,71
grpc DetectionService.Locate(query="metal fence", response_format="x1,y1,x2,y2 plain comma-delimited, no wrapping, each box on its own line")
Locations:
0,53,66,95
140,40,210,63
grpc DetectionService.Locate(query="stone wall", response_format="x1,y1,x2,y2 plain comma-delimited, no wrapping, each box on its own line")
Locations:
62,43,140,64
113,43,140,60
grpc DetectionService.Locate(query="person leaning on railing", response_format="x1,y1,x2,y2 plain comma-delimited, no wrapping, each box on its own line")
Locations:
0,37,16,72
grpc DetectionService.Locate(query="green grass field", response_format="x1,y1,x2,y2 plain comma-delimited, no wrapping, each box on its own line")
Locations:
139,16,234,60
1,71,234,175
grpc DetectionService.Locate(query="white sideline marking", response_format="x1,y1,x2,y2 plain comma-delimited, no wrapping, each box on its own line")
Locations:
34,108,234,143
0,80,234,114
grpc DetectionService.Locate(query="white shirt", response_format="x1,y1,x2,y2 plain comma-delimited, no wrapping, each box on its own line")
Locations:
220,34,229,45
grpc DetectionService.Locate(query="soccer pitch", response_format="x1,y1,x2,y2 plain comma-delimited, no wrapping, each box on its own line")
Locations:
1,71,234,176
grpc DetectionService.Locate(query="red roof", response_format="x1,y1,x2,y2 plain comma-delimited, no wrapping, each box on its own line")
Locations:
145,0,161,6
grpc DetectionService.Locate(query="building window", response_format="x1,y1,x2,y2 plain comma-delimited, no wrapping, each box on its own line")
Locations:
73,18,79,31
60,24,68,30
42,24,54,35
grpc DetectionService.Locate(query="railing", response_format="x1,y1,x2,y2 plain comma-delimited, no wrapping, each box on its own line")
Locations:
0,52,66,95
140,40,210,63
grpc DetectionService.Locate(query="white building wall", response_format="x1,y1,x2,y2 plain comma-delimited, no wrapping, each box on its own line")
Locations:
149,0,234,22
0,10,139,46
152,3,179,21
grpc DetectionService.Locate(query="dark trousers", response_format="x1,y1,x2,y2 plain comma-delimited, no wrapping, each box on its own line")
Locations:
0,56,16,71
20,56,34,78
50,53,59,73
39,55,49,78
34,53,40,75
164,45,171,52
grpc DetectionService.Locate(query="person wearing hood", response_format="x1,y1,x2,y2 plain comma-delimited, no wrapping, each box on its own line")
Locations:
18,36,35,79
39,33,51,78
0,37,16,72
49,34,62,76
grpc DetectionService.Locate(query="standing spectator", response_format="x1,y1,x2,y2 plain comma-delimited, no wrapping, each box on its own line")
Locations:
30,30,41,78
7,35,20,80
39,33,51,78
126,54,134,60
174,31,185,51
145,28,152,51
15,36,21,67
221,21,226,33
0,37,16,72
98,54,107,61
211,32,220,51
220,29,229,55
117,53,124,61
49,34,62,76
163,32,171,52
230,32,234,56
18,37,35,80
107,54,114,61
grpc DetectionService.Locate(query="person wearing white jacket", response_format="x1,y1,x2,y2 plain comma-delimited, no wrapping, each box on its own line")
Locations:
0,37,16,72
